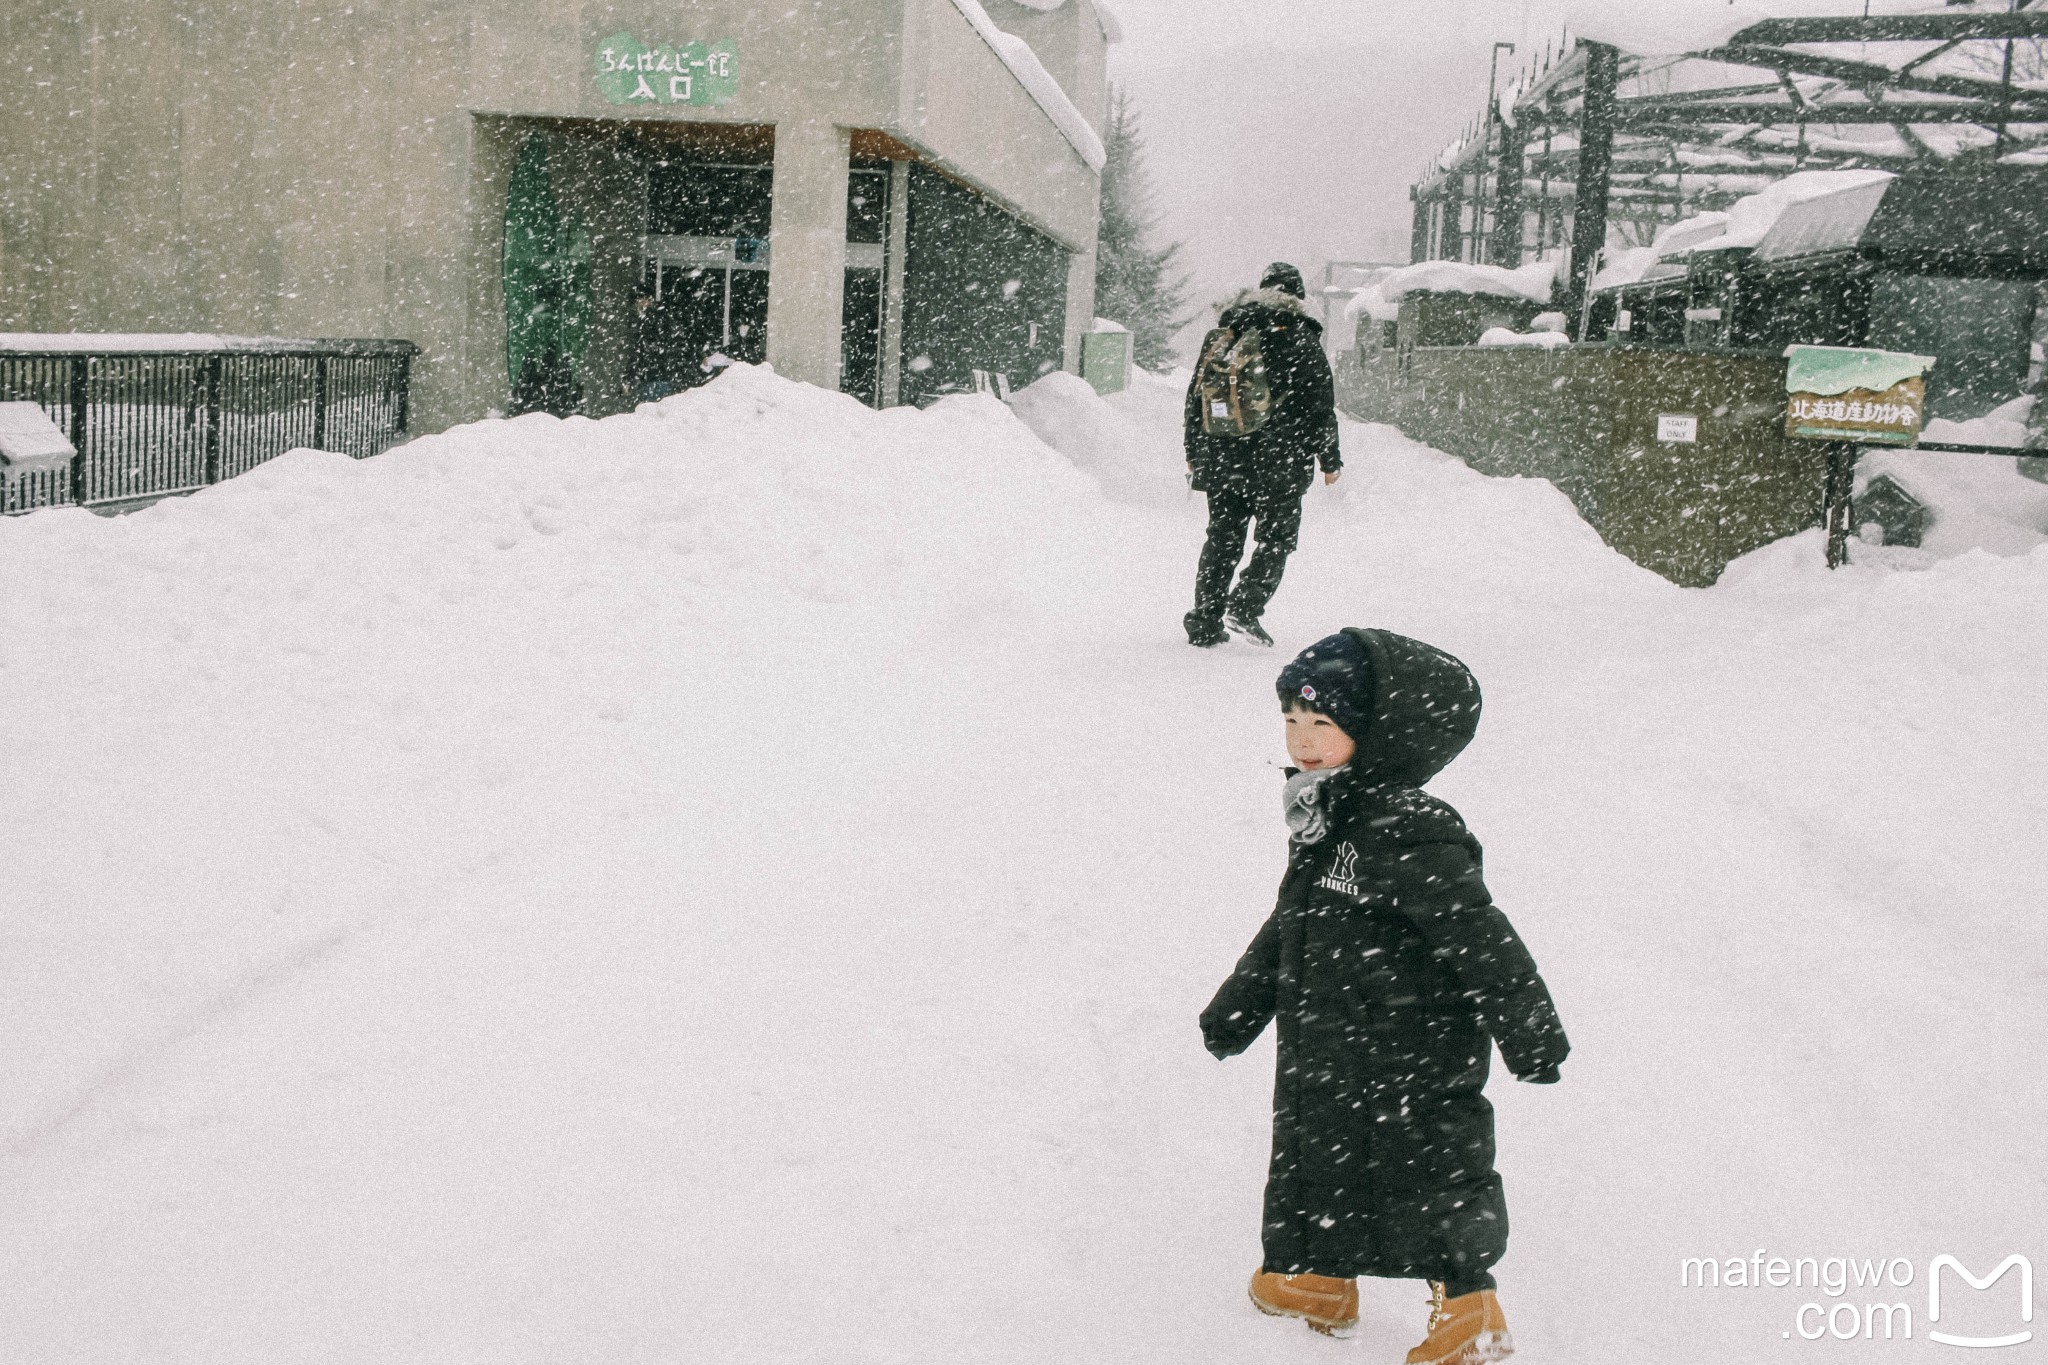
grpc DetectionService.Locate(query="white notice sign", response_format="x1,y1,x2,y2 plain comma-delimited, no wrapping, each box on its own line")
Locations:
1657,414,1699,444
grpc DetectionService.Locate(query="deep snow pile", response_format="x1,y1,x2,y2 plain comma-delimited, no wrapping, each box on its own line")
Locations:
4,366,2044,1363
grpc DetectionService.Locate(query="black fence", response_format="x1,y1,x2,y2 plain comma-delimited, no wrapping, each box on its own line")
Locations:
0,338,417,514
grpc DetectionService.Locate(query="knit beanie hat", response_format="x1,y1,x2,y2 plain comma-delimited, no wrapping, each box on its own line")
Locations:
1259,262,1307,299
1276,631,1376,743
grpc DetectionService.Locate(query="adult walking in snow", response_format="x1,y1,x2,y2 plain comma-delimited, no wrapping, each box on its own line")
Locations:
1182,262,1342,648
1203,629,1569,1361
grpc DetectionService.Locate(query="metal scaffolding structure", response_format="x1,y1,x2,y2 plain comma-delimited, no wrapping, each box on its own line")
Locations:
1410,4,2048,334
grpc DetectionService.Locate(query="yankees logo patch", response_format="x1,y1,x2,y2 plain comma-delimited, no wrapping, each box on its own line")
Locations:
1316,840,1361,895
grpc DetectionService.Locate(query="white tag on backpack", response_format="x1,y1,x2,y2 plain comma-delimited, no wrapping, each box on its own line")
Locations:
1210,400,1228,418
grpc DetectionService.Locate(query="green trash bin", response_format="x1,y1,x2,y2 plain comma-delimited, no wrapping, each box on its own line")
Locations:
1081,323,1133,396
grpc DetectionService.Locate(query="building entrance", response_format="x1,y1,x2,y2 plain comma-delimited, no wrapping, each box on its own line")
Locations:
635,158,773,399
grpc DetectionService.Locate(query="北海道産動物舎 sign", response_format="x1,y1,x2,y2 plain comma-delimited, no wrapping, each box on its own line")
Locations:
1783,344,1935,446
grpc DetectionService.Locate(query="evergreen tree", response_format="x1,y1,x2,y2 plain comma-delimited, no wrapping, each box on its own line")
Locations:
1095,86,1192,371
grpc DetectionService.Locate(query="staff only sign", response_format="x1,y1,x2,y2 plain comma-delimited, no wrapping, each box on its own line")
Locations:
593,34,739,107
1783,344,1935,446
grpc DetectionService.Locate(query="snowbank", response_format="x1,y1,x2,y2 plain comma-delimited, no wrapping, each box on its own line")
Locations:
1849,438,2048,560
1007,367,1186,504
5,364,2045,1364
1379,257,1557,305
1923,394,2036,450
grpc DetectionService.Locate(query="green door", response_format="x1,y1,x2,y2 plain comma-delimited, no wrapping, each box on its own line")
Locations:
504,135,592,415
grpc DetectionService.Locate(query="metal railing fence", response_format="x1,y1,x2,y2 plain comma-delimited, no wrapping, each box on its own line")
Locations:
0,338,417,514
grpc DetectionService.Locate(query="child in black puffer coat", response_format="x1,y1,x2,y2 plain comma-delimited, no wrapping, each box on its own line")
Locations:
1203,628,1569,1364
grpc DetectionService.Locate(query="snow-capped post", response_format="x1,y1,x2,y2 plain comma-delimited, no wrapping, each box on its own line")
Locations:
1563,41,1619,339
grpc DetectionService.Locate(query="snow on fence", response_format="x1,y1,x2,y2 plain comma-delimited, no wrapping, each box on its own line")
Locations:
0,337,417,514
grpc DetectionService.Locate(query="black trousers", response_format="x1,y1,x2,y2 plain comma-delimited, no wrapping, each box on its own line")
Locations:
1191,481,1304,624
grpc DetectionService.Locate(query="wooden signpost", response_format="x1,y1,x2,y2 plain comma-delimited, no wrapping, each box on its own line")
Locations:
1782,345,1935,568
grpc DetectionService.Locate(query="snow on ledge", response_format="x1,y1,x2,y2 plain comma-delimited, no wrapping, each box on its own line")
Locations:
1478,328,1572,350
1379,258,1557,306
949,0,1107,171
0,333,413,354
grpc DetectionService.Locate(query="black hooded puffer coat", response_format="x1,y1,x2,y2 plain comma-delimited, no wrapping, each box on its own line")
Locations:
1201,629,1569,1283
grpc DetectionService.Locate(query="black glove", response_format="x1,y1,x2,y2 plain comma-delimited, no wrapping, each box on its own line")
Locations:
1517,1064,1561,1085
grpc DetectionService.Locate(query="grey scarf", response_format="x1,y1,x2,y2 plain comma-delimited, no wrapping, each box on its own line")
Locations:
1283,767,1344,845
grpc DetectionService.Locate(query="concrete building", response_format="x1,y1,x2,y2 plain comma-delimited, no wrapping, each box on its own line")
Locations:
0,0,1115,430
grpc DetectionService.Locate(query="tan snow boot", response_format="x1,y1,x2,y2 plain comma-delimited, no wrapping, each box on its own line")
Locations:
1405,1282,1514,1364
1248,1268,1359,1337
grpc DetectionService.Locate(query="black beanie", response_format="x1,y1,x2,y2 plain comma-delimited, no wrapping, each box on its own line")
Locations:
1276,631,1376,743
1259,262,1307,299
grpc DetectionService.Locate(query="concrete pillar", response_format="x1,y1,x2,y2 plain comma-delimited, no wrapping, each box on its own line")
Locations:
1063,246,1096,375
765,120,850,389
879,158,911,407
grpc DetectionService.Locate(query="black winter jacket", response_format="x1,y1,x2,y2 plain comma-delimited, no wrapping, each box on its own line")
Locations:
1184,289,1342,499
1201,629,1569,1282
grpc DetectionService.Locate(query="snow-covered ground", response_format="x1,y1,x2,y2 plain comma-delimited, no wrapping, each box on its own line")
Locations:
4,366,2043,1362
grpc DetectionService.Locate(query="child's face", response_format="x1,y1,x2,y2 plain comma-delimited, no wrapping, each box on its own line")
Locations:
1284,704,1356,771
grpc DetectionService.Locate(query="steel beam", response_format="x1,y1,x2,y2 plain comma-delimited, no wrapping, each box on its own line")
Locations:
1566,40,1620,338
1730,15,2048,44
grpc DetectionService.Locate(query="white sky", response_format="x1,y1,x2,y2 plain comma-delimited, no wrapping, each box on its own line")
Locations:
1107,0,1571,343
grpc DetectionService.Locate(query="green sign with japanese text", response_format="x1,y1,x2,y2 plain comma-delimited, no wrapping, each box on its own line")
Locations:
593,34,738,107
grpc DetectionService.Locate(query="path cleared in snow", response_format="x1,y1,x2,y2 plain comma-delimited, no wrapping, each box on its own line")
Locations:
3,366,2043,1363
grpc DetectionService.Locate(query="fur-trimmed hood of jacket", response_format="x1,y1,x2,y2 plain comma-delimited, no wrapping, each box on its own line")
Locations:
1216,286,1312,320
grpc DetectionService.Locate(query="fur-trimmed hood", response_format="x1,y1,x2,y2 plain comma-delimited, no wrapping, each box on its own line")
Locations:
1218,286,1311,319
1217,287,1323,343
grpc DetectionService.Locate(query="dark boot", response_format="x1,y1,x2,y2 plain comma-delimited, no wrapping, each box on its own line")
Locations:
1185,611,1228,647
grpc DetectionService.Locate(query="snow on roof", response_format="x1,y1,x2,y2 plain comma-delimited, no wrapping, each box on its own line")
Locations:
1561,1,1988,58
950,0,1107,171
1378,257,1558,305
1593,171,1897,289
1711,169,1896,252
1343,283,1400,327
1562,0,1772,56
1477,327,1573,351
1753,175,1895,261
